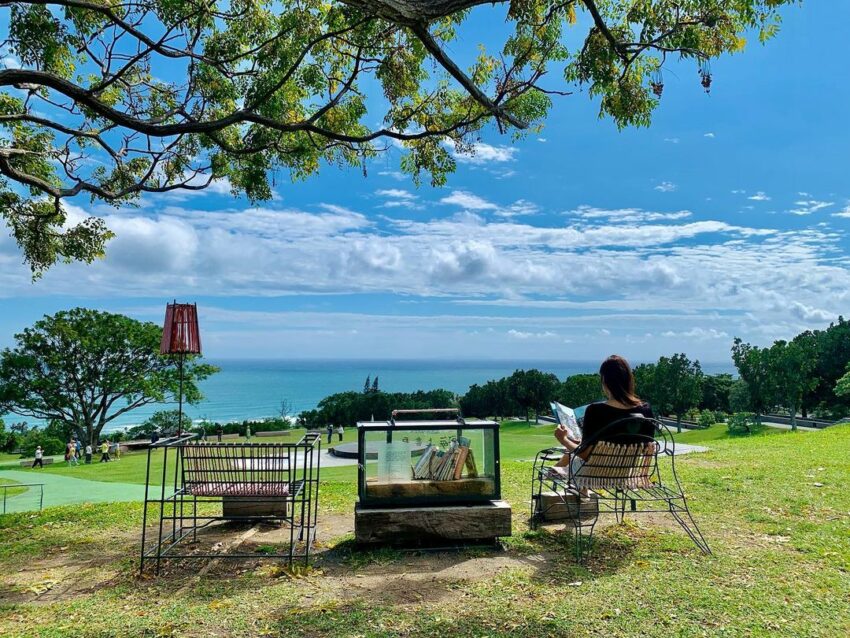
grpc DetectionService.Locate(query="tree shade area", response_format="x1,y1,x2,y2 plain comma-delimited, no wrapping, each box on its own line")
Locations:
0,0,796,273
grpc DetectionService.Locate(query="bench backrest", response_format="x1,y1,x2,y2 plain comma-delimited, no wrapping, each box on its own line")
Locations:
573,440,658,490
181,443,293,497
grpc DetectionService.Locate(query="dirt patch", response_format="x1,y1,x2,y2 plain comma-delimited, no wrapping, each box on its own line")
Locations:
0,532,134,605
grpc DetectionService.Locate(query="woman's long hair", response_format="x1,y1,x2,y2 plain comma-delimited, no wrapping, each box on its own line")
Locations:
599,355,642,407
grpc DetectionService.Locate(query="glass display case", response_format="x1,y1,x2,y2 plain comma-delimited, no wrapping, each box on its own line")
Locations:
357,410,501,508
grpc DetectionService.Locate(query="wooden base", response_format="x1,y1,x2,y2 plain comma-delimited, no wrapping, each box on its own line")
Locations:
355,500,512,545
222,497,287,519
364,477,495,500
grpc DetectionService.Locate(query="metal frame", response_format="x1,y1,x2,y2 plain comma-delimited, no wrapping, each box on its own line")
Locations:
140,432,321,574
530,417,711,562
1,483,44,514
357,415,501,508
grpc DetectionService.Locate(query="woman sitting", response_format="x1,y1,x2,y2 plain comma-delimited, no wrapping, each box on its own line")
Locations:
554,355,655,478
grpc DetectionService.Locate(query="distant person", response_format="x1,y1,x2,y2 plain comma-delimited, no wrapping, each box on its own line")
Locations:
554,355,655,476
75,439,82,459
112,441,121,461
216,425,224,442
84,443,93,464
99,440,111,462
32,446,44,469
336,424,344,442
246,424,252,440
151,431,160,445
326,424,333,444
66,441,79,466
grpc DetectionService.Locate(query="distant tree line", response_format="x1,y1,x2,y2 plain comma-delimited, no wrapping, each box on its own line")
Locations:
731,317,850,427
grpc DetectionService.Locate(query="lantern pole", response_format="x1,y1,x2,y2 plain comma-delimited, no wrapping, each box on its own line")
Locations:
177,352,185,437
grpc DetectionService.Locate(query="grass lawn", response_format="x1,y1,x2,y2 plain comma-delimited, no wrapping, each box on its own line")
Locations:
0,423,848,637
0,478,25,500
4,421,558,485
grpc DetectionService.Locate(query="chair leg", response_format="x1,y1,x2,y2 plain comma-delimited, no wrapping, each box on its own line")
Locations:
669,501,711,555
572,518,596,563
614,490,626,524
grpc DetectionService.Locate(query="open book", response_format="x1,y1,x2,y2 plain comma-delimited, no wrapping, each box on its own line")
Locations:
551,401,582,441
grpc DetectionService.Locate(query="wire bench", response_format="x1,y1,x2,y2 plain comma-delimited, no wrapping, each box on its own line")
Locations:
140,432,321,574
530,417,710,562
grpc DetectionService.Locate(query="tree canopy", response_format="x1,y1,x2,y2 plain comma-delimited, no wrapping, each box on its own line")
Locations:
0,308,218,445
0,0,795,274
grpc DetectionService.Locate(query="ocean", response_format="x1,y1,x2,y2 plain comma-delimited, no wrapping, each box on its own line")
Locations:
86,358,734,433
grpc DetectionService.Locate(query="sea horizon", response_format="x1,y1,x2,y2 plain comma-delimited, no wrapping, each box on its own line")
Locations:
4,357,737,433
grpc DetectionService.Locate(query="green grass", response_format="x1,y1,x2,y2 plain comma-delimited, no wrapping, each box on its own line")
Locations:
0,424,848,636
0,478,25,499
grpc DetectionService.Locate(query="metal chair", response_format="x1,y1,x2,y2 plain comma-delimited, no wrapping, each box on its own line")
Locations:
530,416,711,562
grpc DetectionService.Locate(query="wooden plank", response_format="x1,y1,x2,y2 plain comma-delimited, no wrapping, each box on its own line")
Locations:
364,477,495,500
222,497,287,519
355,500,512,544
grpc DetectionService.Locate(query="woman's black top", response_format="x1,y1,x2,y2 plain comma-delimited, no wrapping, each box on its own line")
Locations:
581,401,655,446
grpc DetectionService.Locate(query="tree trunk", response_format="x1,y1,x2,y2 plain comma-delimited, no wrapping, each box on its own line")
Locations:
525,407,529,424
790,401,797,431
676,414,682,434
801,406,808,419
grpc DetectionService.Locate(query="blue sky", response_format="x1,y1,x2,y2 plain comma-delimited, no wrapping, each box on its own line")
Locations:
1,2,848,363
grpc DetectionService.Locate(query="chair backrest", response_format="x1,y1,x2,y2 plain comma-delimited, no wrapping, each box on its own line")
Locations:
573,416,662,490
181,443,293,496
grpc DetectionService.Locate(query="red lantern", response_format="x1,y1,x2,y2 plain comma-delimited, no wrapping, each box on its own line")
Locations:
160,303,201,355
161,302,202,437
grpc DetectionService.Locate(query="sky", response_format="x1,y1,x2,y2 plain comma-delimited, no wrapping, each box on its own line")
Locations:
0,2,848,364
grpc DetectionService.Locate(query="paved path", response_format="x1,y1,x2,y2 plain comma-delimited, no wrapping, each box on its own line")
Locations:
761,420,820,432
664,442,708,455
0,469,147,514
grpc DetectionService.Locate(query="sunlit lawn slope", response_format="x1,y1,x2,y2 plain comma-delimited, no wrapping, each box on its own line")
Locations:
0,423,847,637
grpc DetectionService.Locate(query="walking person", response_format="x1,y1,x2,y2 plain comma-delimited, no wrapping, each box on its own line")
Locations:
336,424,344,442
326,423,333,444
31,446,44,469
66,440,79,466
75,439,82,460
84,443,92,464
216,425,224,442
112,440,121,461
99,440,111,462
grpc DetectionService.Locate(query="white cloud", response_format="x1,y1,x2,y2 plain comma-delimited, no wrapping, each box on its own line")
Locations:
748,191,771,201
663,138,680,144
439,191,499,211
570,205,691,223
661,328,728,340
731,189,746,195
507,329,558,340
375,189,423,210
789,302,835,322
445,140,518,165
537,138,547,143
832,205,850,219
378,170,407,181
788,199,833,216
439,190,537,218
3,190,849,362
704,133,715,138
654,181,677,193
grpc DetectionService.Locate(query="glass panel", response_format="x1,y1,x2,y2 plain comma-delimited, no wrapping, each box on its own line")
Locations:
361,425,497,504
